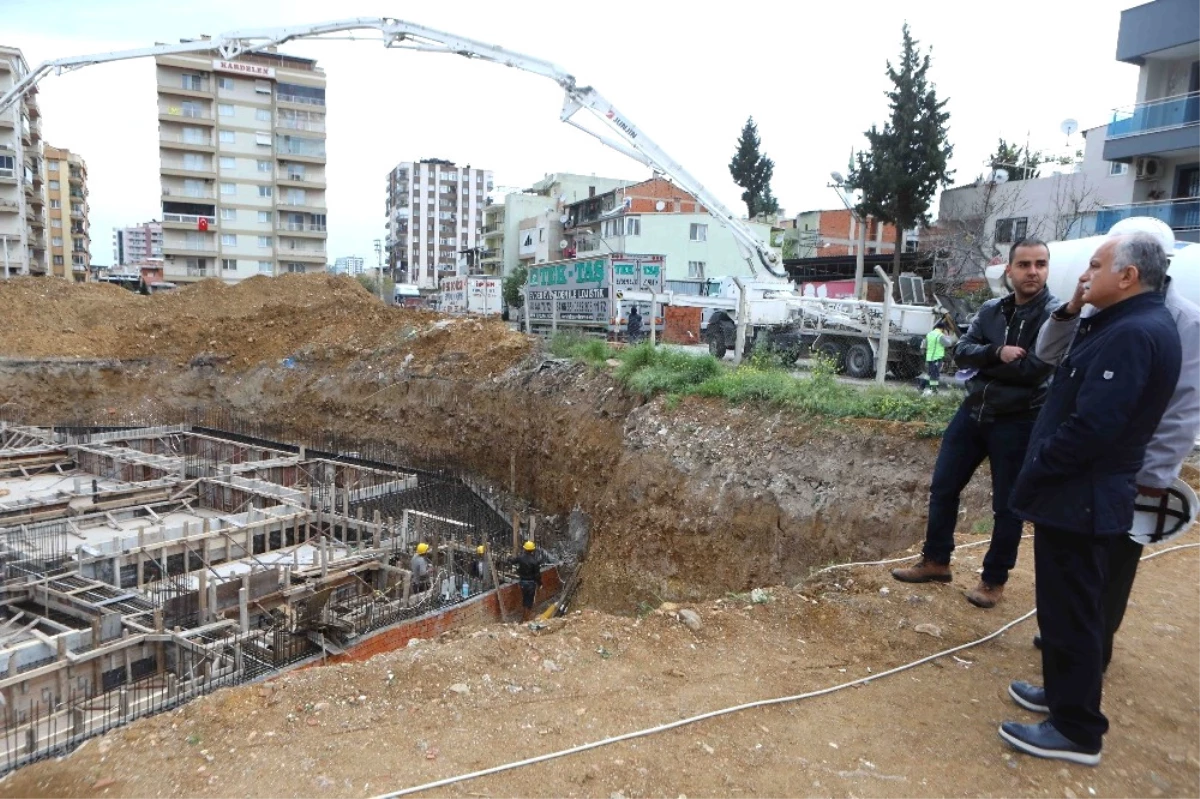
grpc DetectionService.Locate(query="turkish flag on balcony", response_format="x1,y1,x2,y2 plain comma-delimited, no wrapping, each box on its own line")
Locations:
198,218,209,232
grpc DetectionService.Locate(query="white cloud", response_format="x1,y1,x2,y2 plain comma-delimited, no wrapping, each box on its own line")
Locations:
7,0,1139,265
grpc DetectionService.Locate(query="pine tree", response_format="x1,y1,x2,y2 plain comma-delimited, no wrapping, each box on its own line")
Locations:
848,24,954,278
729,117,779,218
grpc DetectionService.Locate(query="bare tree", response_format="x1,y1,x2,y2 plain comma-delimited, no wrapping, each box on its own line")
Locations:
1041,172,1104,241
923,177,1031,292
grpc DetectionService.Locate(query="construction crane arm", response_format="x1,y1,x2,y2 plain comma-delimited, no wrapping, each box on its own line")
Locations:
0,17,787,278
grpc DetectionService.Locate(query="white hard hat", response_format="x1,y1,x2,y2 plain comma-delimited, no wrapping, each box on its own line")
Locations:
1130,479,1198,545
1107,217,1176,256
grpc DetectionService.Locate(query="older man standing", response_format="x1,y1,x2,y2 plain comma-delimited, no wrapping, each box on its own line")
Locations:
1000,233,1182,765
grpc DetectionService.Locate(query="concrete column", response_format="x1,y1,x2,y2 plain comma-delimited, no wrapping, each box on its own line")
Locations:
238,586,249,633
197,570,209,624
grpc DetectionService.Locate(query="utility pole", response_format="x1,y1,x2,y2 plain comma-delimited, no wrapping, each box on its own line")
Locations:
373,239,384,304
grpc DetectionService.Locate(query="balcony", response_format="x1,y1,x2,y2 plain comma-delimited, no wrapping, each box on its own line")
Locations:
1104,93,1200,162
159,79,212,98
161,160,216,179
276,170,325,189
276,197,326,213
275,221,326,238
276,93,326,107
163,238,218,255
279,249,326,263
159,132,215,152
275,118,326,133
162,213,217,230
1096,198,1200,242
162,186,215,200
1115,0,1199,65
158,106,214,126
0,198,17,213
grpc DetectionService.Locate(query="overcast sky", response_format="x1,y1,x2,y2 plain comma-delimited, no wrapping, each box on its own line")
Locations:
6,0,1140,266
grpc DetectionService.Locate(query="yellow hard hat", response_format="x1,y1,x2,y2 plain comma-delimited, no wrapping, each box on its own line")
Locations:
523,540,536,552
416,542,429,555
476,545,485,555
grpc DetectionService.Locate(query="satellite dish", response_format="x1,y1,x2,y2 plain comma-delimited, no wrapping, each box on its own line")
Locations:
559,214,569,224
559,194,568,203
830,171,845,184
992,168,1010,184
559,240,569,250
1060,118,1079,137
654,200,666,211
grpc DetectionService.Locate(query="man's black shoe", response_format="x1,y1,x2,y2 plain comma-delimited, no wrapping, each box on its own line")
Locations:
998,720,1101,766
1008,680,1049,714
1033,633,1042,650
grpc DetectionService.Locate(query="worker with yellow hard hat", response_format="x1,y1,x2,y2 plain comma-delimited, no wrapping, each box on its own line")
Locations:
411,542,432,593
471,544,488,585
515,540,544,621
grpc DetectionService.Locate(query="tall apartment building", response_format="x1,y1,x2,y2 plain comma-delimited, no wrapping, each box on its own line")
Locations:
155,46,327,284
332,255,364,275
0,45,48,277
385,159,492,289
113,221,164,266
44,145,90,281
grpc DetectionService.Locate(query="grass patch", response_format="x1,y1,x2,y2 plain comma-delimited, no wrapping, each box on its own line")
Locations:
548,331,616,367
552,337,960,428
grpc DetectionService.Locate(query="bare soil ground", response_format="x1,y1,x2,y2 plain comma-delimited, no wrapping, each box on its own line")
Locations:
1,529,1195,799
0,275,1196,797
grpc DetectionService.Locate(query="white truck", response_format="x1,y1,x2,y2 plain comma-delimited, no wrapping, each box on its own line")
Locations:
438,275,502,316
524,254,665,335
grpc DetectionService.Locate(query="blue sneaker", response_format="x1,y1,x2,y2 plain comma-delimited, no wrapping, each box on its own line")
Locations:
999,720,1101,766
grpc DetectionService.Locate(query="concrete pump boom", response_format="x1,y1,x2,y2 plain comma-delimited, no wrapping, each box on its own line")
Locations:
0,18,789,279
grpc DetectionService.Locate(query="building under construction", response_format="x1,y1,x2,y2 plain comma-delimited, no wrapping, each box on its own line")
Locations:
0,421,545,773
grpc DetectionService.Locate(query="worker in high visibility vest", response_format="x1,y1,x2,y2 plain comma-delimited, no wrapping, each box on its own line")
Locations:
921,320,952,395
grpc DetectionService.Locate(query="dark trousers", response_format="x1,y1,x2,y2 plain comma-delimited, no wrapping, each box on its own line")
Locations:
520,580,539,609
1102,535,1143,668
922,403,1034,585
925,360,941,390
1035,524,1124,750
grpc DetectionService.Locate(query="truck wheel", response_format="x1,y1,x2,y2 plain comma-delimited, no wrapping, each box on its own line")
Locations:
813,340,847,372
890,353,923,380
844,342,875,379
706,327,728,359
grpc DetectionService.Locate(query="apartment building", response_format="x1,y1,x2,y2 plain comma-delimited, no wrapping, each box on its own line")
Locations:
1098,0,1199,241
385,159,492,289
155,46,327,284
0,45,47,277
484,173,635,277
331,255,364,275
562,176,777,281
44,144,90,281
113,221,164,266
791,209,914,259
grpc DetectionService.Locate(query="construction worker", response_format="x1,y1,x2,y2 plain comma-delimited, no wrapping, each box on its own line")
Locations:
515,540,544,622
921,319,952,395
472,545,488,586
626,306,643,343
411,542,432,593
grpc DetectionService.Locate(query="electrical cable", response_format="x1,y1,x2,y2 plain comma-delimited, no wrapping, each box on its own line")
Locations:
372,541,1199,798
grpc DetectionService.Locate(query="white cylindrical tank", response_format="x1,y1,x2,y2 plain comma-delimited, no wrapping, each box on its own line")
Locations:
986,218,1199,306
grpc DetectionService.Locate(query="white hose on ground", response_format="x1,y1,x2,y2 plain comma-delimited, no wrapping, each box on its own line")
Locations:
372,541,1199,799
809,533,1034,577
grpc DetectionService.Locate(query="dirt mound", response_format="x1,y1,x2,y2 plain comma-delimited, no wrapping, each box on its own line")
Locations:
0,275,532,377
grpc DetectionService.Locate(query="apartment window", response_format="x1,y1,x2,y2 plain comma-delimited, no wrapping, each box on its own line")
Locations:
1109,161,1129,177
286,263,305,274
218,77,234,90
254,79,272,95
221,207,237,221
53,255,64,266
257,236,272,248
255,132,272,146
222,258,237,271
221,234,237,246
218,156,235,171
181,101,204,118
258,210,271,223
258,185,273,198
255,109,271,123
183,153,206,170
258,260,273,273
687,261,705,278
181,73,203,91
48,179,59,190
689,223,707,242
217,182,235,196
52,236,63,246
994,216,1028,244
219,130,235,144
904,238,919,253
0,154,13,176
49,199,61,209
626,217,641,236
285,189,306,205
257,159,271,172
184,179,206,197
218,103,235,117
182,127,207,144
51,218,62,228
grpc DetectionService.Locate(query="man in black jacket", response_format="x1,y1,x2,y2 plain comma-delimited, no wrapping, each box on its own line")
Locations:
892,239,1057,608
1000,233,1181,766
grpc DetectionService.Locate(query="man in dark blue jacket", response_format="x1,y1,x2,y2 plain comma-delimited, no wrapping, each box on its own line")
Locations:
1000,232,1182,766
892,239,1057,609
